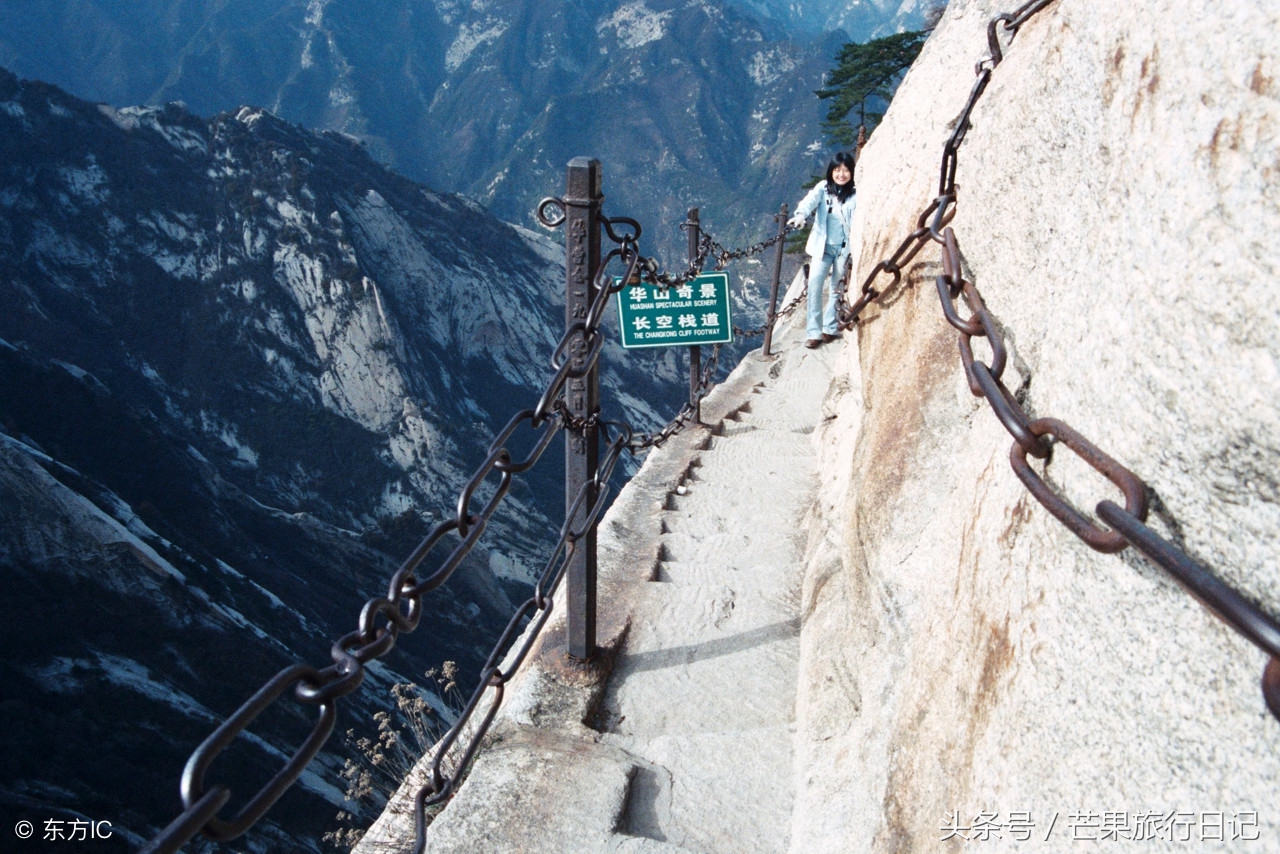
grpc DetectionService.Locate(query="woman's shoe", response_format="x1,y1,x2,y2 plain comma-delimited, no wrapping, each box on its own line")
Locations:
804,338,821,349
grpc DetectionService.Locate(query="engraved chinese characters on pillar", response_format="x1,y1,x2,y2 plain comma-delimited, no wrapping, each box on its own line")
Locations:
569,377,587,453
570,219,587,279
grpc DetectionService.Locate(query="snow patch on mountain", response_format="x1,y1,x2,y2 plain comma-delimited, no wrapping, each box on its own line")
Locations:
748,47,797,86
96,103,137,131
599,2,671,49
201,411,261,468
106,105,209,151
235,106,267,127
58,159,109,203
445,19,510,72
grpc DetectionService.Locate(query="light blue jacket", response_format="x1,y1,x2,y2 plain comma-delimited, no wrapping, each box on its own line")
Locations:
792,180,857,259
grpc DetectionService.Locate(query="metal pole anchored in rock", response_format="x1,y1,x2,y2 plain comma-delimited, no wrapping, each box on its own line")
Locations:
762,202,788,358
564,157,601,661
686,208,702,425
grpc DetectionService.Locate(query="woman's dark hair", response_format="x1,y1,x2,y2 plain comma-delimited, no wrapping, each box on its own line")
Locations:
825,150,856,201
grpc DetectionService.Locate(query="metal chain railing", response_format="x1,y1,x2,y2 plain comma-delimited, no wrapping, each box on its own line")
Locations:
705,228,791,268
154,24,1195,837
142,198,650,852
626,342,724,452
634,224,715,289
845,0,1280,720
694,216,804,340
146,181,789,850
399,201,748,851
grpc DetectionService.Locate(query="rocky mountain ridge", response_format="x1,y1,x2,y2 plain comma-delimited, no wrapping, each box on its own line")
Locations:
0,0,933,262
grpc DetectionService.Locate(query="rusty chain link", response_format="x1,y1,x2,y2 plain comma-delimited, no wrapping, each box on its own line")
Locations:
845,0,1280,721
637,225,715,289
687,218,803,339
734,293,803,339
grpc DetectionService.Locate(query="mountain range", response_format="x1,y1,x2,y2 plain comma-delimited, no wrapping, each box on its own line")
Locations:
0,0,934,262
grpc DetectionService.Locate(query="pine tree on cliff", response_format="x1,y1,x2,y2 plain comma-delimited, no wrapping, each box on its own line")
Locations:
816,30,929,146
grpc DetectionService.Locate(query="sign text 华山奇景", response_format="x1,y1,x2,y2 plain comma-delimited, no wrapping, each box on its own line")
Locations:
615,272,733,349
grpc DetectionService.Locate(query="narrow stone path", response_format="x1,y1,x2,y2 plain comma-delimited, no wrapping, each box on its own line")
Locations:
596,338,839,853
356,324,844,854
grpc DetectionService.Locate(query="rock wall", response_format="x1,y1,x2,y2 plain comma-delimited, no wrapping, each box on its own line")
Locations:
794,0,1280,849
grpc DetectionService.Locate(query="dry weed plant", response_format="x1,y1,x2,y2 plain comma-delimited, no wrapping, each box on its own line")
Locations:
324,662,462,851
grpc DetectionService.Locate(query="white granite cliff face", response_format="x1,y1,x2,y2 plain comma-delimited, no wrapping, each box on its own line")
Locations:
358,0,1279,850
795,0,1280,849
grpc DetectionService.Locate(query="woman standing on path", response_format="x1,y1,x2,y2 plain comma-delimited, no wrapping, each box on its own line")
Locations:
788,151,857,349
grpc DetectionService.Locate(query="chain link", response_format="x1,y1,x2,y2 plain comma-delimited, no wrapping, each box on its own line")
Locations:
705,227,794,268
639,227,714,289
153,44,1092,843
734,291,803,339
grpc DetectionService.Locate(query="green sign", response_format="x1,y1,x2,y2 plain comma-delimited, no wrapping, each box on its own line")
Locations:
615,272,733,350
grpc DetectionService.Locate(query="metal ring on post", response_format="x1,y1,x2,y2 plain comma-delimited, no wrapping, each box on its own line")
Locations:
601,215,641,244
535,197,566,228
1010,418,1147,553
